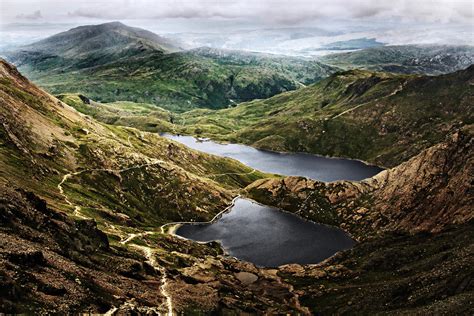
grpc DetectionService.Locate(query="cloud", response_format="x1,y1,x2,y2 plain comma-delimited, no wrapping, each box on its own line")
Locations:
68,9,105,19
4,0,473,26
15,10,42,20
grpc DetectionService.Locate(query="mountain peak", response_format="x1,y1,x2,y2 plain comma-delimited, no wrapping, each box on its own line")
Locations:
99,21,126,27
19,21,181,56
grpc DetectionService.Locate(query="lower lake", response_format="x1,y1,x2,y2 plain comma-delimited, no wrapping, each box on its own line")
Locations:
165,134,377,266
176,198,356,267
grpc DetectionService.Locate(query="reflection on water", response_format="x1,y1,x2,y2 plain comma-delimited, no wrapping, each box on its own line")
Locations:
177,198,355,267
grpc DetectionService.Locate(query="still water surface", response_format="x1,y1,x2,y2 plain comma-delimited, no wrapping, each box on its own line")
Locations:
164,134,380,266
177,198,356,267
163,134,382,182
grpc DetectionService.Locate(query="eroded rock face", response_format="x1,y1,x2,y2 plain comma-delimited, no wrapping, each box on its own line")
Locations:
246,126,474,240
0,187,164,314
365,128,473,234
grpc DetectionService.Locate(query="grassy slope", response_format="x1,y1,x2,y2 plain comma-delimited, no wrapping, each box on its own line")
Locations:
0,60,268,229
56,94,176,133
14,47,336,112
176,66,473,167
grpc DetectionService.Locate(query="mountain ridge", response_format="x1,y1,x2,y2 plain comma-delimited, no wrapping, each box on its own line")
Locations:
175,65,473,167
320,44,474,75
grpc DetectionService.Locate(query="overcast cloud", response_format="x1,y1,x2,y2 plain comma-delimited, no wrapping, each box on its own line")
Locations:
0,0,472,53
1,0,472,26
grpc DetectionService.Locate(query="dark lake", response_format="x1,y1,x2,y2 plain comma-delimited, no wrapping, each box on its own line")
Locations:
164,134,379,266
163,134,382,182
176,198,356,267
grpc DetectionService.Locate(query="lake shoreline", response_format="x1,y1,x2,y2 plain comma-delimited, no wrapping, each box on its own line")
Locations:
161,132,386,171
161,133,384,182
173,196,356,267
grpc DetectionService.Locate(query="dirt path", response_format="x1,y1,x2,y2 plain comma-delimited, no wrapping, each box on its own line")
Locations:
131,244,174,315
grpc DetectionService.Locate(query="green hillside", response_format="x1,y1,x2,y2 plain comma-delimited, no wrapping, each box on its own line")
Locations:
175,66,474,167
6,22,336,112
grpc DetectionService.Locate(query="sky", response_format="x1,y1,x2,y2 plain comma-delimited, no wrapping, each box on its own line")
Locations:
1,0,472,26
0,0,472,53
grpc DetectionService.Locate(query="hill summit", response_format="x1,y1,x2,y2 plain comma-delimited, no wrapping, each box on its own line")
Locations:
23,21,180,56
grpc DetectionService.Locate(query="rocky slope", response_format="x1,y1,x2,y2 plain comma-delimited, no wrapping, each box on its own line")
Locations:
0,187,162,313
279,221,474,314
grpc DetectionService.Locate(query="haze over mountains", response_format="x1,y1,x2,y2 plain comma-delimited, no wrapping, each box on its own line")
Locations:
5,22,338,111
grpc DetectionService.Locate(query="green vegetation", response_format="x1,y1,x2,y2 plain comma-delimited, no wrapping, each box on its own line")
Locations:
57,94,175,133
59,66,473,168
174,67,474,167
8,22,336,112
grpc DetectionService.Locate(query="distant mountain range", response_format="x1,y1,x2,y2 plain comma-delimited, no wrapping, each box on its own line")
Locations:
5,22,473,112
320,45,474,75
4,22,336,111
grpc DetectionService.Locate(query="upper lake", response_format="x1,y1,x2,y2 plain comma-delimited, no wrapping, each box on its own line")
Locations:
163,134,383,181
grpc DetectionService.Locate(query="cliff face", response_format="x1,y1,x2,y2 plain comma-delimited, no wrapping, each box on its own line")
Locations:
246,125,473,239
245,127,473,315
365,128,473,234
0,187,162,313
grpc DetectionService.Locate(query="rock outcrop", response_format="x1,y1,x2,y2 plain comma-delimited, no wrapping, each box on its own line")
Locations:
246,125,473,240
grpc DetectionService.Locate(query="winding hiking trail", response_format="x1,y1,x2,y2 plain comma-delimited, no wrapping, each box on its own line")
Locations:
57,173,89,219
57,160,175,314
131,244,174,315
119,231,155,245
56,160,255,314
57,159,165,219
